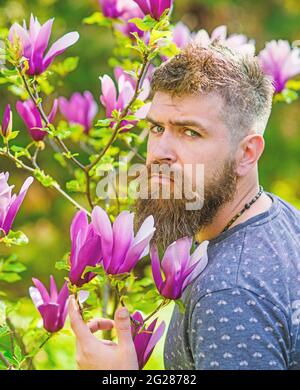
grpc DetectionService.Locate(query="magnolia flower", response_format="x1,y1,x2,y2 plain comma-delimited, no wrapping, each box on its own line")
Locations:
99,0,137,19
258,40,300,93
100,73,151,131
8,14,79,75
133,0,174,20
160,22,191,61
194,25,256,56
131,311,165,369
1,104,13,138
59,91,98,134
29,276,69,333
151,237,209,300
91,206,156,275
69,210,102,287
172,22,191,49
0,172,33,236
116,4,145,38
16,99,58,141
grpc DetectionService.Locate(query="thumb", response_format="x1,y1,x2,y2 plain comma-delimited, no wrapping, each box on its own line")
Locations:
114,306,134,348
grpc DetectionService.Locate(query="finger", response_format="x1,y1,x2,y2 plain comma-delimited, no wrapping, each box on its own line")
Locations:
68,295,93,343
114,306,134,348
87,318,115,333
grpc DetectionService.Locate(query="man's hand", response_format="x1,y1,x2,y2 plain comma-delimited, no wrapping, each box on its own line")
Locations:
68,295,139,370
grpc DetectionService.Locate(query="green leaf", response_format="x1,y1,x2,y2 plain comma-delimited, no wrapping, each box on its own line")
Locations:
175,299,186,314
6,131,19,142
95,118,113,128
1,230,28,246
83,12,112,27
10,145,31,160
2,261,26,273
150,29,172,46
66,179,84,193
274,88,298,104
0,324,9,338
51,57,79,77
0,301,6,325
55,253,71,271
0,272,21,283
128,15,157,31
34,169,57,187
13,344,23,363
286,80,300,91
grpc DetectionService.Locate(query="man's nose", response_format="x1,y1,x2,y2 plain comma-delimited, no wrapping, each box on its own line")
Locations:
150,130,178,163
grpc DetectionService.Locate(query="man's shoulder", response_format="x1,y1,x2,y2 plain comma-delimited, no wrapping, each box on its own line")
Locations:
187,193,300,313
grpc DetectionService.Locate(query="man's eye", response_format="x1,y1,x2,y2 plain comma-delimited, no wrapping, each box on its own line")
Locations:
150,125,164,134
184,129,201,138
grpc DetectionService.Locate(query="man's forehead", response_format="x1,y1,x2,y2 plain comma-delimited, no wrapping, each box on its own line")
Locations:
147,91,224,127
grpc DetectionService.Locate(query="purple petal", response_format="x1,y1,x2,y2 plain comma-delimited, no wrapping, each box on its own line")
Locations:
100,75,117,117
143,320,166,367
48,275,58,302
38,303,60,332
31,18,54,74
133,0,151,15
69,234,102,286
119,217,156,273
43,31,80,70
48,99,58,123
70,210,88,267
29,286,43,308
182,241,209,290
1,104,12,136
150,244,164,292
8,23,31,59
2,176,33,234
91,206,113,271
32,277,50,303
109,211,134,274
16,100,46,141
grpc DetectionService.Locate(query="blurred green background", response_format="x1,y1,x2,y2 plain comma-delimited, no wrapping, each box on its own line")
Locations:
0,0,299,369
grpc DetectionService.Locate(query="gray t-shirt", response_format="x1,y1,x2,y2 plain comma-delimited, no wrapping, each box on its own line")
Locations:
164,192,300,370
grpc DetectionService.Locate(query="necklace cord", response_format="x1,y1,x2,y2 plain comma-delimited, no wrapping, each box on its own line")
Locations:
222,185,264,233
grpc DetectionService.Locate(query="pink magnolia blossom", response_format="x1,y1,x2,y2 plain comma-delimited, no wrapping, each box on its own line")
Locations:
69,210,102,287
8,14,79,75
16,99,58,141
194,25,256,56
99,0,137,18
91,206,156,275
59,91,98,134
100,71,151,132
133,0,174,20
1,104,13,138
0,172,33,236
29,276,69,333
131,311,165,369
151,237,209,300
258,40,300,93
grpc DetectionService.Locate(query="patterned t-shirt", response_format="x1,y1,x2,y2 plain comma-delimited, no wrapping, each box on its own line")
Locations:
164,192,300,370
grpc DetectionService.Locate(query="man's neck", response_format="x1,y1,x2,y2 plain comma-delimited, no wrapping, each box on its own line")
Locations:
195,183,273,243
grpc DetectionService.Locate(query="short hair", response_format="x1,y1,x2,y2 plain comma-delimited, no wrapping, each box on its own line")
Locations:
150,41,274,144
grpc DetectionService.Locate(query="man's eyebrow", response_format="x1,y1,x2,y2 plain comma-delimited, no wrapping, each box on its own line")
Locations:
145,116,163,126
145,116,210,134
169,118,209,134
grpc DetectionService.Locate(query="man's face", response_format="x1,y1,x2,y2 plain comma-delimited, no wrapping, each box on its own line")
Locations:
133,91,238,249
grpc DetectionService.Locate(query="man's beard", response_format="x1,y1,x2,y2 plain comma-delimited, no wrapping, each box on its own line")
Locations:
131,158,238,250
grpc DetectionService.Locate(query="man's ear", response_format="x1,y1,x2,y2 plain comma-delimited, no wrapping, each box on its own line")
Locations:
235,133,265,177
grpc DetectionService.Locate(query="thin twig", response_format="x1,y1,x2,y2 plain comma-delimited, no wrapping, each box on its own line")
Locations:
0,149,90,215
0,352,13,369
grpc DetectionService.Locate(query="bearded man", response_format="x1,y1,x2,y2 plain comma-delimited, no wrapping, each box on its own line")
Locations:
69,42,300,370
